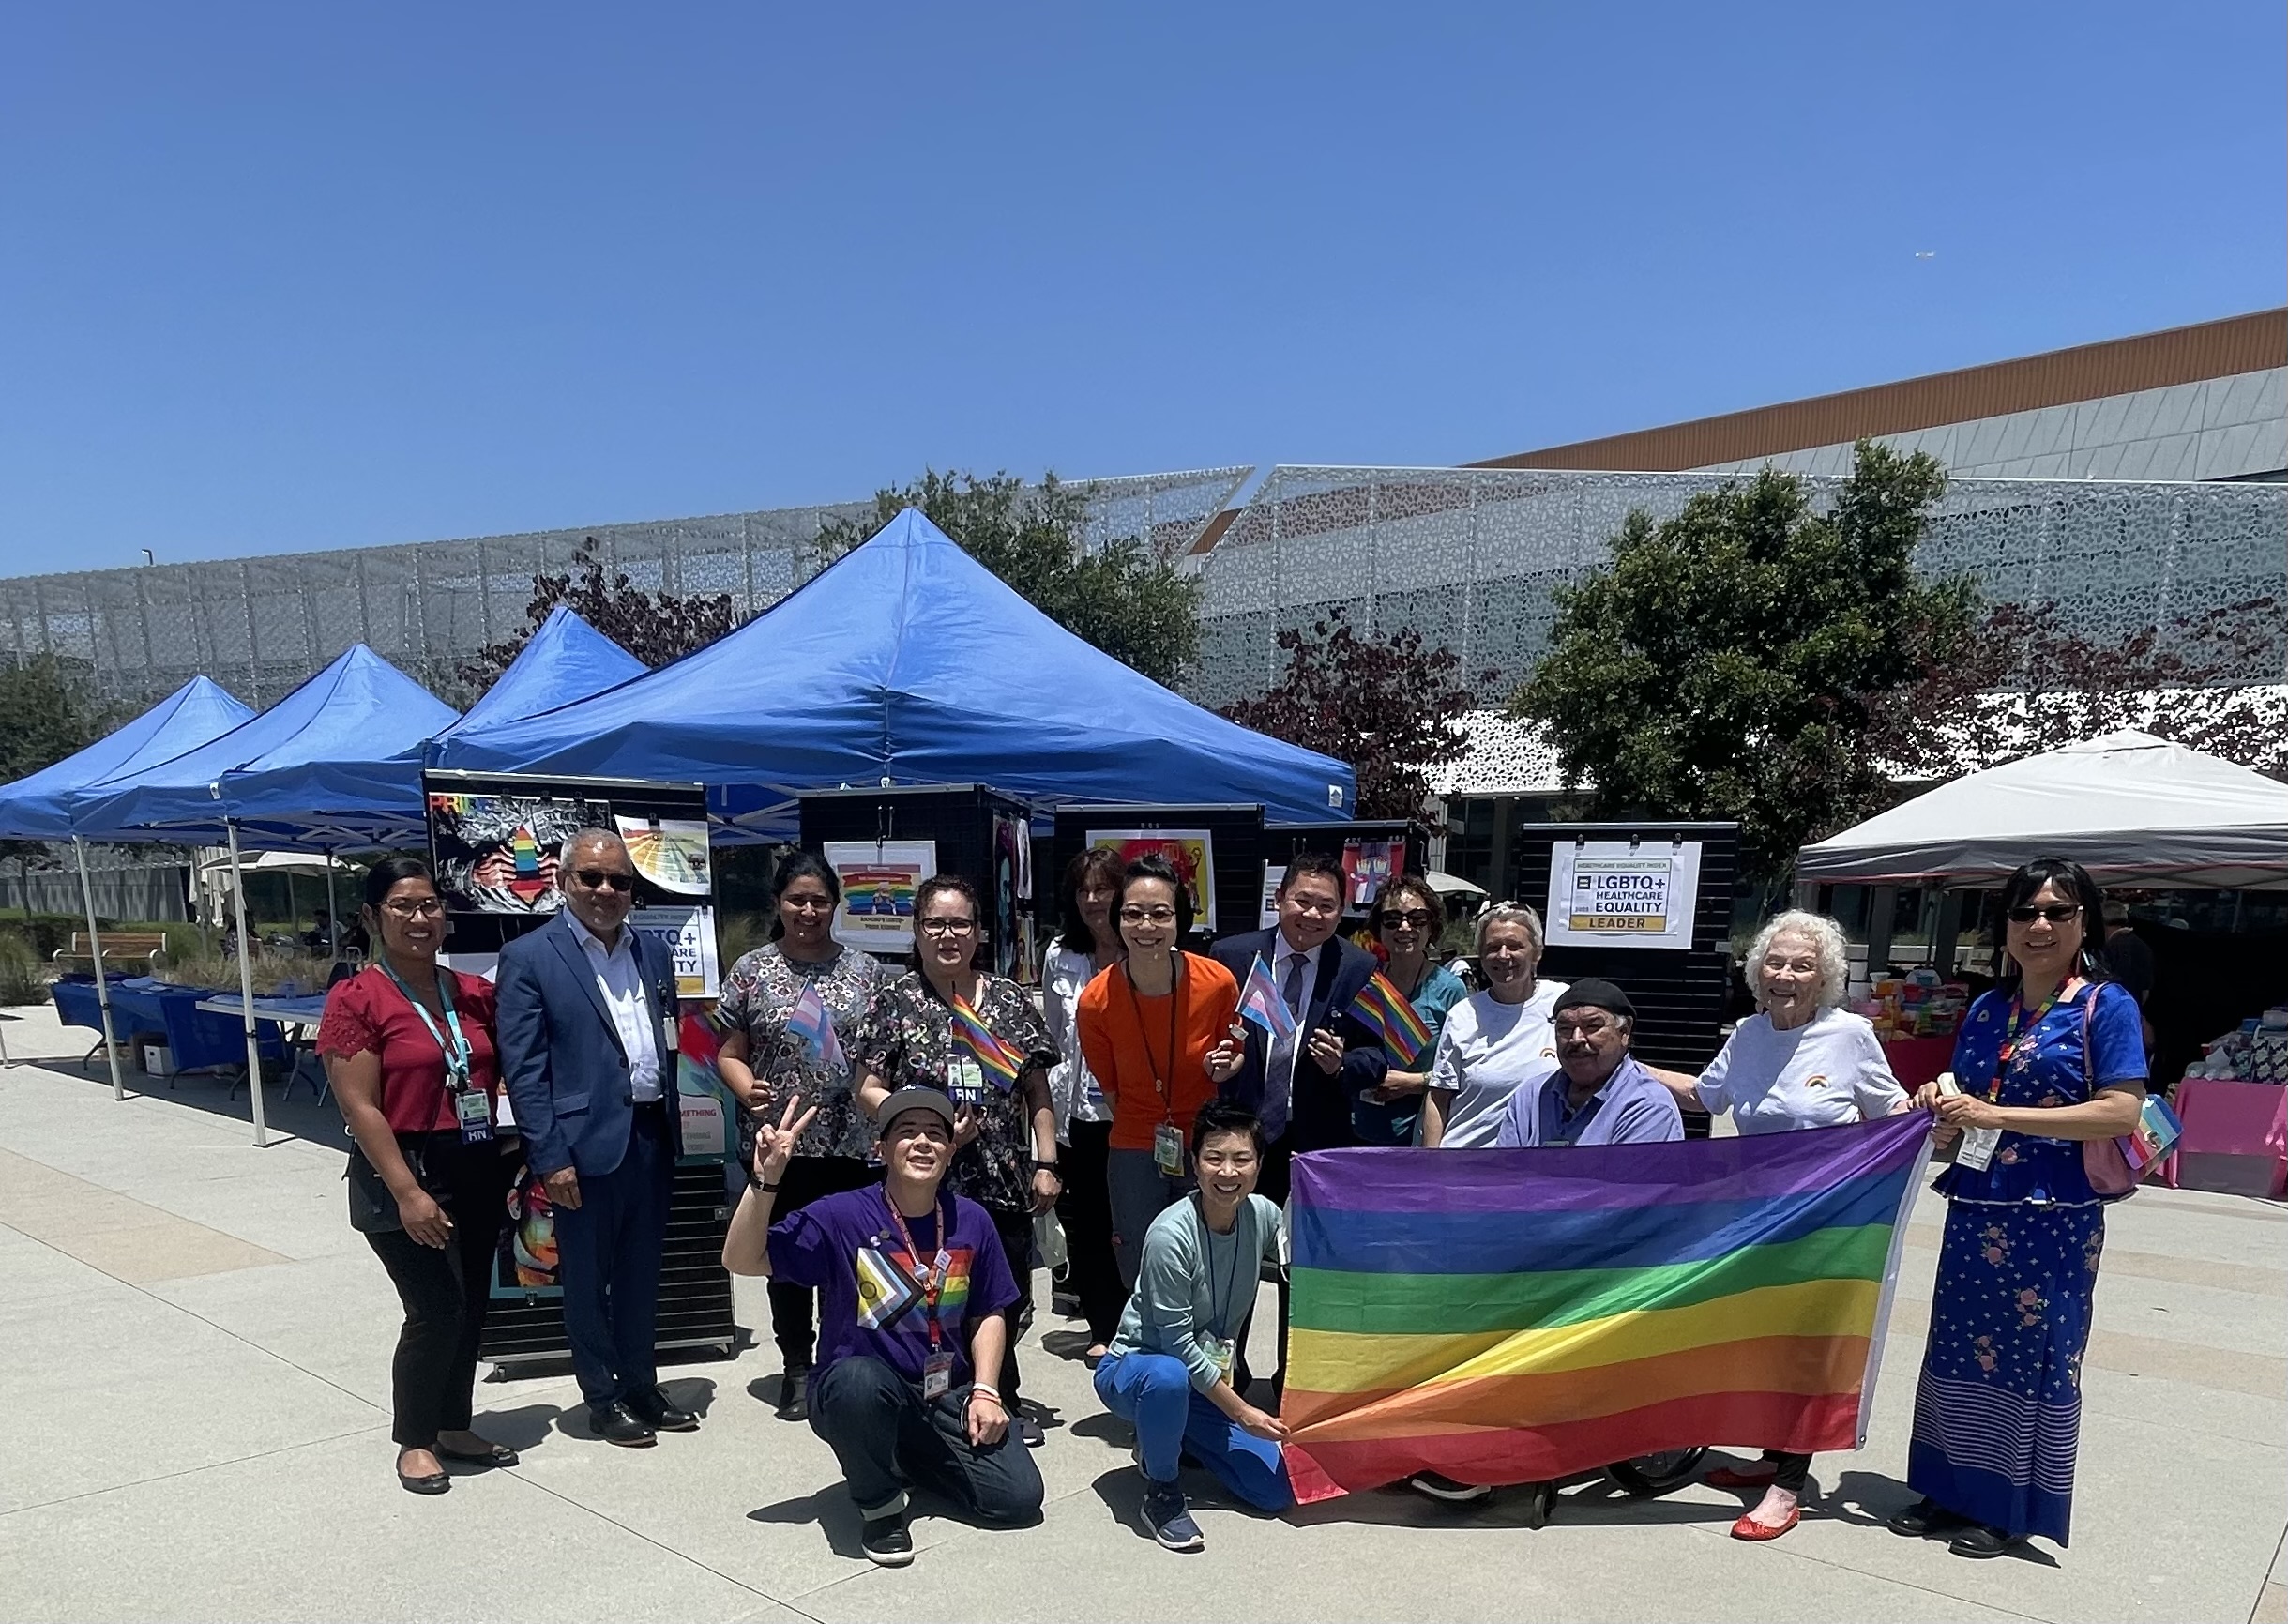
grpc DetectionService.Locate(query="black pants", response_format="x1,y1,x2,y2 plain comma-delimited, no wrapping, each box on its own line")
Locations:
553,1102,674,1408
765,1155,882,1368
810,1356,1044,1525
1054,1121,1125,1344
982,1202,1035,1412
1766,1450,1811,1492
365,1135,514,1450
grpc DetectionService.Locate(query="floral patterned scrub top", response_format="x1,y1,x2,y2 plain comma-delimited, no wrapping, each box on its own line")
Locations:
853,969,1055,1212
717,943,889,1160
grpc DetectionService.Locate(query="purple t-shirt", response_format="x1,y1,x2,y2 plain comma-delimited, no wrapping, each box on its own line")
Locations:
767,1185,1021,1388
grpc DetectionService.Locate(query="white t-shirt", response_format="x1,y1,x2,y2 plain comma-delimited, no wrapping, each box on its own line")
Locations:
1694,1007,1905,1134
1427,980,1568,1148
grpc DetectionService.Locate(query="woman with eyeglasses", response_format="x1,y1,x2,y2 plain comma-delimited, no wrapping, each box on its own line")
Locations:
1040,847,1129,1360
715,850,890,1421
1076,855,1245,1289
319,857,515,1495
854,873,1059,1446
1891,857,2147,1561
1352,874,1470,1146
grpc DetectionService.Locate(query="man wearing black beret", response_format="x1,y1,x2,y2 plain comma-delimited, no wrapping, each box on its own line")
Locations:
1493,979,1682,1147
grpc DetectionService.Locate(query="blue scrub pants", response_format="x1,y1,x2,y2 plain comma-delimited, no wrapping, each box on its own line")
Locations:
1094,1349,1292,1510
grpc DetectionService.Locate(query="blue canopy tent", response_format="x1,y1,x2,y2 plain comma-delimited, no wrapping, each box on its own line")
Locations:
74,645,458,1142
435,508,1356,832
0,675,255,1099
435,605,646,745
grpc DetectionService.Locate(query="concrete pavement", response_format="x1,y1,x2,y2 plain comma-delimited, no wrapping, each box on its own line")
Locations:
1,1001,2281,1624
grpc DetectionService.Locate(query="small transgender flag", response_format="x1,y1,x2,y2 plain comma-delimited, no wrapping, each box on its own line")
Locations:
1345,970,1432,1065
1237,954,1298,1040
786,982,843,1070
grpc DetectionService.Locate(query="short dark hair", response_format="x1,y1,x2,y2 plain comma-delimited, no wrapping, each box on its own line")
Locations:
1278,850,1346,899
1368,873,1443,936
1995,857,2112,983
913,873,980,927
1191,1098,1265,1156
363,856,434,911
1120,853,1195,937
770,850,841,941
1057,846,1127,956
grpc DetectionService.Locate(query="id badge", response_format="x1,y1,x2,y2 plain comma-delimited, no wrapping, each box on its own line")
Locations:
1956,1125,2001,1171
951,1056,985,1106
1198,1335,1234,1381
454,1086,494,1145
1153,1121,1185,1178
922,1349,954,1400
661,1013,680,1055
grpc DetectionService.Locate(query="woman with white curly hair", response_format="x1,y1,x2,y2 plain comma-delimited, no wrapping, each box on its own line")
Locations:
1650,908,1908,1542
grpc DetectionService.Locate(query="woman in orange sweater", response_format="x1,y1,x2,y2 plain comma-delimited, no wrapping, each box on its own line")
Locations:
1078,854,1245,1288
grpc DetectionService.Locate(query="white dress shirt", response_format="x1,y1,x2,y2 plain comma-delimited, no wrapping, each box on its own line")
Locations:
570,913,662,1101
1265,933,1325,1120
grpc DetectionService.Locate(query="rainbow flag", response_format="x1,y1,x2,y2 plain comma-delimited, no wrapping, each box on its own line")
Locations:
1236,954,1298,1040
1280,1112,1932,1503
949,994,1025,1091
1345,970,1433,1065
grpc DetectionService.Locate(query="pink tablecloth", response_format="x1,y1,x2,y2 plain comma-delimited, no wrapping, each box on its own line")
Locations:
1881,1036,1956,1090
2160,1078,2288,1195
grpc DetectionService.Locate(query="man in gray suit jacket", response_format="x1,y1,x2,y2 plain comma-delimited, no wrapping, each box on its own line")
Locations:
498,828,693,1448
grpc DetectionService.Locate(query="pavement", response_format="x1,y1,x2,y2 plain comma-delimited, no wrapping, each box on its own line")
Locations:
0,1000,2282,1624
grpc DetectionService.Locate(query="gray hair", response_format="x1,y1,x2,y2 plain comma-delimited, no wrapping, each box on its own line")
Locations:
1744,910,1851,1012
1476,902,1545,957
560,827,630,865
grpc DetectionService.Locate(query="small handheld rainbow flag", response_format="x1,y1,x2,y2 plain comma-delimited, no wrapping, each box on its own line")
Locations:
1237,955,1299,1040
950,994,1025,1091
1346,970,1432,1065
785,981,843,1070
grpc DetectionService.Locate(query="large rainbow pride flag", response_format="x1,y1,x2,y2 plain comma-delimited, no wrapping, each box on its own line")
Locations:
1280,1111,1932,1502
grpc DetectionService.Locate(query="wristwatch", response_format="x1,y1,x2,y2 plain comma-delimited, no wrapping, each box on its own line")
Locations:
1030,1159,1062,1176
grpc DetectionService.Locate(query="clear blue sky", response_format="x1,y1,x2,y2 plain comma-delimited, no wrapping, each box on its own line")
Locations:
3,2,2280,574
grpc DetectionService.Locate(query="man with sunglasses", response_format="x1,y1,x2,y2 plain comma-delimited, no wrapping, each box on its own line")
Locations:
499,827,695,1448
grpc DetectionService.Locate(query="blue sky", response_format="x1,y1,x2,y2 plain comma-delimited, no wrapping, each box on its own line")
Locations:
2,2,2280,574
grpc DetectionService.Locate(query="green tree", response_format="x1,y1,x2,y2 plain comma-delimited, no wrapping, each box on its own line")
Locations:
1511,441,1975,881
813,470,1204,688
458,539,746,693
0,655,117,905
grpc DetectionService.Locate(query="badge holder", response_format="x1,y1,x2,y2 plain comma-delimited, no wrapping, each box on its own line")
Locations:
1153,1120,1185,1178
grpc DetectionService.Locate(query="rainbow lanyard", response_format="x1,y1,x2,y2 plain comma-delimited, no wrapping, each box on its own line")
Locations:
1989,977,2080,1100
885,1192,956,1352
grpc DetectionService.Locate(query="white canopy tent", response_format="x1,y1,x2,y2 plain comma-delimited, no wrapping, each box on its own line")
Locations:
1798,731,2288,890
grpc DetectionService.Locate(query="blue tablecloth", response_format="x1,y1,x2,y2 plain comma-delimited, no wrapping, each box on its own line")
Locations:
51,976,290,1070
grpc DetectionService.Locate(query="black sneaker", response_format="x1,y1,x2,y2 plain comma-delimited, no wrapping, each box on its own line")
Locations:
1139,1482,1204,1552
776,1368,811,1422
860,1511,915,1567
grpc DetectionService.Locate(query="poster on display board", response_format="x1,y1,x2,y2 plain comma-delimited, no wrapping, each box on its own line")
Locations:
1341,838,1404,909
1259,863,1286,929
1089,829,1216,933
1544,839,1704,949
423,770,721,997
825,840,937,952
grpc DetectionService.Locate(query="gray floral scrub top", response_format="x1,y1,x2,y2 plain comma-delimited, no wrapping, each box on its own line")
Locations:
717,942,890,1160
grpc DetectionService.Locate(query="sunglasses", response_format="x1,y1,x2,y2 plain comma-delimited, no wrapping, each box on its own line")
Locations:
573,869,635,893
1377,909,1435,929
2006,903,2081,925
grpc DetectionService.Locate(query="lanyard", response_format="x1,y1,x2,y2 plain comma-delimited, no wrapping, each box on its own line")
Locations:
885,1191,956,1352
1198,1191,1246,1339
1119,951,1185,1124
1990,977,2079,1100
380,961,472,1093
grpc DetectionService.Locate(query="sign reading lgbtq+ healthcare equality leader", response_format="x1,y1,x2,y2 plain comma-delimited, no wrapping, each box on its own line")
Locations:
1544,839,1704,950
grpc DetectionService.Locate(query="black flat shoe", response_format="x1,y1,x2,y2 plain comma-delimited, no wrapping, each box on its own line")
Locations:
1886,1497,1962,1538
589,1401,658,1448
435,1440,519,1468
396,1450,450,1495
1948,1524,2014,1559
627,1388,699,1433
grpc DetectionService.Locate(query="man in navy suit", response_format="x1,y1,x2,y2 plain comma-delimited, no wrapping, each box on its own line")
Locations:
498,827,694,1448
1209,850,1386,1396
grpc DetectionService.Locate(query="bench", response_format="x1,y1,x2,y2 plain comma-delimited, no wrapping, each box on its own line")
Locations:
52,932,170,975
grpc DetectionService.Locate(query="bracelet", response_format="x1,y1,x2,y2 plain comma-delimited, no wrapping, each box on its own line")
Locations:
1030,1159,1062,1176
758,1178,781,1192
971,1384,1005,1405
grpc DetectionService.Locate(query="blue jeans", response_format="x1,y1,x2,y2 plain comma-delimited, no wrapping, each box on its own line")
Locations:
1094,1350,1292,1511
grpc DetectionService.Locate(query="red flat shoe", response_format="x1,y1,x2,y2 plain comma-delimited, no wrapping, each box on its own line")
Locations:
1705,1465,1779,1490
1731,1508,1799,1541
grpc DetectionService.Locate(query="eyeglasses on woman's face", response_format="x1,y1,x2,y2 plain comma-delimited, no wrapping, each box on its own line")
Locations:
780,892,834,914
382,897,445,919
1118,906,1178,926
918,916,977,938
2006,903,2081,925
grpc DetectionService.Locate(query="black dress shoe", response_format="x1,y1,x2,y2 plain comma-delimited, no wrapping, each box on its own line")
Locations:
396,1449,451,1495
589,1401,658,1448
435,1440,520,1468
776,1370,811,1422
1887,1496,1962,1538
627,1388,699,1433
1948,1524,2014,1559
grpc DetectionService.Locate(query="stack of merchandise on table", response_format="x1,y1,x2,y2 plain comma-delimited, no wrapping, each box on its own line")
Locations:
1856,969,1971,1042
2167,1006,2288,1199
2180,1008,2288,1084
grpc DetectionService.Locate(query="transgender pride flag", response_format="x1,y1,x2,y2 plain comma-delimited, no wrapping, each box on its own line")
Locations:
1237,954,1298,1041
785,981,843,1071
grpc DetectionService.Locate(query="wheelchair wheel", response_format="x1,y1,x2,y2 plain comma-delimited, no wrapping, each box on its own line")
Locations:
1605,1447,1709,1498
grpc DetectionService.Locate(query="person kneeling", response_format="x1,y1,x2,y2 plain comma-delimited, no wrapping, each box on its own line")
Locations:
1094,1100,1294,1551
723,1086,1045,1567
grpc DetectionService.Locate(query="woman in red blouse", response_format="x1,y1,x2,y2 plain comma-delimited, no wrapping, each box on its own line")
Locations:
319,857,515,1495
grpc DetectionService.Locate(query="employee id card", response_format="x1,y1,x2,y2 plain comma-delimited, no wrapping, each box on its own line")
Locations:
453,1085,493,1145
949,1056,986,1107
1196,1334,1235,1381
1153,1121,1185,1177
923,1349,955,1400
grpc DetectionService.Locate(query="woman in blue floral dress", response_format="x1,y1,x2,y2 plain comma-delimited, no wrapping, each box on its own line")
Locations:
1895,857,2147,1559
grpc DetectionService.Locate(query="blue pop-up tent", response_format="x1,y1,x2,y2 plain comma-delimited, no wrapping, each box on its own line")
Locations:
0,675,256,1100
435,508,1356,827
435,605,647,744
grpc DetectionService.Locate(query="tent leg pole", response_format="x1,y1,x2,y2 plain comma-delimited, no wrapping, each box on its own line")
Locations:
227,824,267,1148
324,851,338,963
74,837,128,1103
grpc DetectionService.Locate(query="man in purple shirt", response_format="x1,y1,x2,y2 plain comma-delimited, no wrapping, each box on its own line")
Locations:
1495,979,1684,1148
723,1085,1044,1567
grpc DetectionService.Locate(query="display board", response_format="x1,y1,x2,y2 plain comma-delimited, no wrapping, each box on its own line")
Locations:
1265,820,1432,915
799,784,1037,980
1545,839,1705,949
1049,803,1265,951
